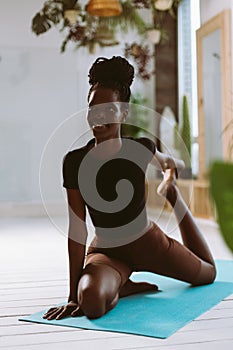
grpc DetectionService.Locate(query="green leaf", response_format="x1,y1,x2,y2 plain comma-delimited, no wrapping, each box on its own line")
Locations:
62,0,79,10
32,13,52,35
180,95,192,166
210,161,233,252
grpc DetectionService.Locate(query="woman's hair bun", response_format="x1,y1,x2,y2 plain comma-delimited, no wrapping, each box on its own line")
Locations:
88,56,134,87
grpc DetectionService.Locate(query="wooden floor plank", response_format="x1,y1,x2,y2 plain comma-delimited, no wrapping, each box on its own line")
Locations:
0,298,65,308
0,282,67,292
112,339,233,350
196,308,233,320
0,279,68,287
0,330,128,347
0,323,81,336
212,299,233,309
0,316,25,326
1,306,56,317
180,317,233,331
0,295,67,303
0,286,68,297
1,326,233,349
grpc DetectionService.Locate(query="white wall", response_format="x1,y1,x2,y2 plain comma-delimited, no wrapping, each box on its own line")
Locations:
200,0,232,24
199,0,233,55
197,0,233,184
0,1,82,207
0,0,155,214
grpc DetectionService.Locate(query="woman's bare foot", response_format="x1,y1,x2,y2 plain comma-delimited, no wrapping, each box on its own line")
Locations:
157,169,179,206
119,279,158,298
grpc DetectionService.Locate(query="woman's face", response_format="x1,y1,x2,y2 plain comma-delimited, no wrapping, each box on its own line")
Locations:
87,86,126,140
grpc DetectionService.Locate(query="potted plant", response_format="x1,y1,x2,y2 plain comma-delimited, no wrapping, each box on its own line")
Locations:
174,95,192,178
121,93,150,138
209,118,233,252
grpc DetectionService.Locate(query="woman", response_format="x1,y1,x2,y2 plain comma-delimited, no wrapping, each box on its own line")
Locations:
43,56,216,321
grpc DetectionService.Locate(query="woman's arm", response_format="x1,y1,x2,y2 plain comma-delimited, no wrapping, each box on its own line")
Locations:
43,188,87,320
66,188,88,303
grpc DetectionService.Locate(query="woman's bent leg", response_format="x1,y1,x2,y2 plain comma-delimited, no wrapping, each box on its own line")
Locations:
120,222,215,287
164,181,216,285
78,263,121,319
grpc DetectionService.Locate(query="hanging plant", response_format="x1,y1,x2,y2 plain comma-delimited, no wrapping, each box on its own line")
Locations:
124,42,155,80
31,0,183,78
31,0,182,44
32,0,146,51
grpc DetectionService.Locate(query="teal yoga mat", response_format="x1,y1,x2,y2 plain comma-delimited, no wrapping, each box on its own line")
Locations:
19,260,233,338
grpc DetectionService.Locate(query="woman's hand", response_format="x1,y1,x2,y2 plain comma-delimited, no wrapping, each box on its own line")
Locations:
43,301,83,320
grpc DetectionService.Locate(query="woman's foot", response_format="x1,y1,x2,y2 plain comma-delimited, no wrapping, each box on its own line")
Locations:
119,279,158,298
157,168,178,206
157,168,176,196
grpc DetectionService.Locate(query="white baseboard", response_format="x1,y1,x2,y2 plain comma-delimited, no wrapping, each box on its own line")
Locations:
0,202,67,217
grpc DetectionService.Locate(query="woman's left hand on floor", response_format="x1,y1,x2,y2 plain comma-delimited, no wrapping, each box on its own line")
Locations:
43,301,84,320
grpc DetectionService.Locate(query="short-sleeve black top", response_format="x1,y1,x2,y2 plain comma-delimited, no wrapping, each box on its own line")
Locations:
63,137,156,234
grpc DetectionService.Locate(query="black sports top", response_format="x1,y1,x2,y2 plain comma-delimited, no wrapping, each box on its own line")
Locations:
63,137,156,242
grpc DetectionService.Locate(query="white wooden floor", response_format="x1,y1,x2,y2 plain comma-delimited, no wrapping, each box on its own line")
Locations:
1,210,233,350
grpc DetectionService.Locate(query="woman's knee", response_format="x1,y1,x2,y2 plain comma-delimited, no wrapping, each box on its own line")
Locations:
192,262,216,286
78,285,107,319
77,264,121,319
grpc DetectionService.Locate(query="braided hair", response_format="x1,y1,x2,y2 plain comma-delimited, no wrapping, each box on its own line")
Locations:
88,56,134,102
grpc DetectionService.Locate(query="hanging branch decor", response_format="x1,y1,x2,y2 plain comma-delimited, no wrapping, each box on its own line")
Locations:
124,42,155,80
32,0,147,52
31,0,182,79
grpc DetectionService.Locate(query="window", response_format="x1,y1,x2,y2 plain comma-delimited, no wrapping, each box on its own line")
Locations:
178,0,200,175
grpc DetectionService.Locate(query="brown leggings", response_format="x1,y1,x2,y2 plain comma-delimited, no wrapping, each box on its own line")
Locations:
86,221,202,286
